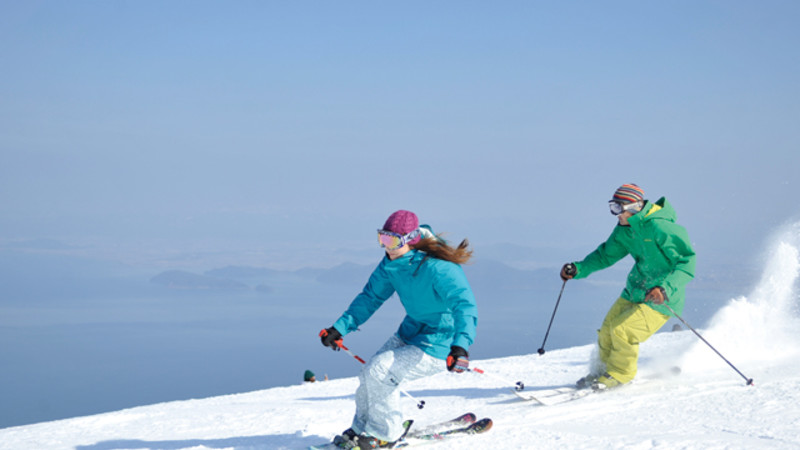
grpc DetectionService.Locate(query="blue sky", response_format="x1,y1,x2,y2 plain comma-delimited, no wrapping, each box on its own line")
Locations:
2,1,799,270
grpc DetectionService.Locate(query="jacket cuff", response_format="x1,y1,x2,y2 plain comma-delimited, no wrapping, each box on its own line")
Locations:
451,335,471,350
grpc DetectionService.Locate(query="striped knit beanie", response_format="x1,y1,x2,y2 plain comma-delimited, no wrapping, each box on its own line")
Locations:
612,184,645,204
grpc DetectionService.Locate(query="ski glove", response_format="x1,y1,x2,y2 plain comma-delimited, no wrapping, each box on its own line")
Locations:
645,286,667,305
446,346,469,373
320,327,342,351
560,263,577,281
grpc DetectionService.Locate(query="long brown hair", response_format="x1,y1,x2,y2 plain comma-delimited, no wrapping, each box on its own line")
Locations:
411,236,473,265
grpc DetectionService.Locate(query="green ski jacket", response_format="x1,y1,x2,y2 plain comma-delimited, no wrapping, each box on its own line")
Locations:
573,197,696,316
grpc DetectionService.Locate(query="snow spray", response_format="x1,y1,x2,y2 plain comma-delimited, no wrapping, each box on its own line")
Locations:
680,221,800,372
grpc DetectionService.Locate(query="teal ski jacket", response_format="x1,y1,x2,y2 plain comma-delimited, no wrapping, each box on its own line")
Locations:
573,197,696,316
332,249,478,360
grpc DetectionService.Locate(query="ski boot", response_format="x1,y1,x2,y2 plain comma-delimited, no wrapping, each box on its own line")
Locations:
575,373,599,389
591,372,623,391
331,429,397,449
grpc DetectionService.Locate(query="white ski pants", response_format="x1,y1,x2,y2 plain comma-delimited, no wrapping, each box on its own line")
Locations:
351,335,444,442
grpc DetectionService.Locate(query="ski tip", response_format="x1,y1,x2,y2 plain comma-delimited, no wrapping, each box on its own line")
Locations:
474,417,493,432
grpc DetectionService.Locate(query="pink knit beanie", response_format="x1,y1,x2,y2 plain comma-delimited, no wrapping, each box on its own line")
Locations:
382,210,422,245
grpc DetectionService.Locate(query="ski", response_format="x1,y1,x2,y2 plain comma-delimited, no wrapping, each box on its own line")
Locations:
514,366,682,406
309,420,414,450
405,412,476,438
309,415,485,449
395,418,493,447
513,386,594,405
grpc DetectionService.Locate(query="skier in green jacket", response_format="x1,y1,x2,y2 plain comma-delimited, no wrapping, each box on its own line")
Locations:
560,184,696,390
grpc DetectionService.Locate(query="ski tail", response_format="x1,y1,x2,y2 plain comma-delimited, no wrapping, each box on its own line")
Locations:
397,419,414,441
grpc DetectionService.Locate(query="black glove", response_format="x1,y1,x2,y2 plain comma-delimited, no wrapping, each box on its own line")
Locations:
446,346,469,373
560,263,577,281
320,327,342,351
645,286,667,305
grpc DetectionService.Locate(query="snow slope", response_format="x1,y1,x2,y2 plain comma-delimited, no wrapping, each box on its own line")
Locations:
2,226,799,450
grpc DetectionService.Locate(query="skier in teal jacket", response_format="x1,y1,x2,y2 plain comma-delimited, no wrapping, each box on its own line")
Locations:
320,210,478,449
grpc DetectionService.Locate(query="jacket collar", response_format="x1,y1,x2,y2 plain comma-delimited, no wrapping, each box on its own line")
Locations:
384,249,421,264
628,197,672,227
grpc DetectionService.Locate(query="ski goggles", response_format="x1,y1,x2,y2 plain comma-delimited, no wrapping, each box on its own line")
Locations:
377,229,420,250
608,200,642,216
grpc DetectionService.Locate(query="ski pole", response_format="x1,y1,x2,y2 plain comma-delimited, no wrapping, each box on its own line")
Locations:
663,304,754,386
468,367,525,391
338,341,426,409
538,279,567,355
320,329,426,409
335,340,366,364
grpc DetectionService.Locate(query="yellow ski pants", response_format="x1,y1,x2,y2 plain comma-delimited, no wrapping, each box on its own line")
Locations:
598,297,670,384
